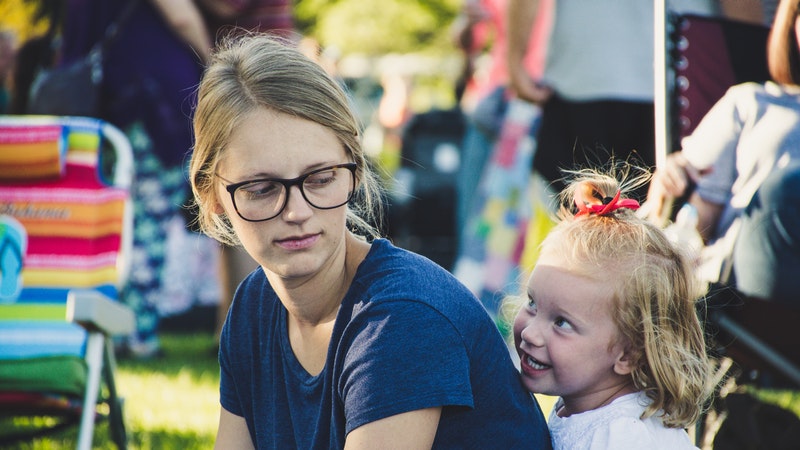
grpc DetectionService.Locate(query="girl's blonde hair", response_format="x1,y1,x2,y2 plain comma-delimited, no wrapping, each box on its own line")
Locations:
189,33,383,246
519,165,714,428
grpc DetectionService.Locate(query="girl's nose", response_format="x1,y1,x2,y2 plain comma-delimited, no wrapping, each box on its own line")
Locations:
519,320,545,348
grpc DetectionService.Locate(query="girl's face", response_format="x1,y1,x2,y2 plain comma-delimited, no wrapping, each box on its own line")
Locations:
214,107,352,283
513,252,634,416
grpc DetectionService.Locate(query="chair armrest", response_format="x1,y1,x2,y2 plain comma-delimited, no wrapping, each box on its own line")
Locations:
66,289,135,336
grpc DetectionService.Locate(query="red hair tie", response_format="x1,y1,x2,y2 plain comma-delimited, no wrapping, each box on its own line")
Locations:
574,185,640,217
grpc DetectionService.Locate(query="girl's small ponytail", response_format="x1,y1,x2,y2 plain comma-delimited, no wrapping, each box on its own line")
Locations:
572,179,640,217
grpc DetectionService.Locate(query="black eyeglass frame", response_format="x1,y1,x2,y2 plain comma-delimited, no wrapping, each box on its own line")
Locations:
219,162,358,222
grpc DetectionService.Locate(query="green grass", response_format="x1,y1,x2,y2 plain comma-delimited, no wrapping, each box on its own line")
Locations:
2,333,220,450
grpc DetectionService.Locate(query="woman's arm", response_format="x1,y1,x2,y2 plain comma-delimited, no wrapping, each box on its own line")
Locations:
344,407,442,449
150,0,213,63
214,407,255,450
507,0,550,104
645,151,703,225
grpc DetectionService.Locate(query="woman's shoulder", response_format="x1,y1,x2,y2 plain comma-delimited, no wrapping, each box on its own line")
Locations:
726,80,800,104
362,239,460,284
353,239,482,313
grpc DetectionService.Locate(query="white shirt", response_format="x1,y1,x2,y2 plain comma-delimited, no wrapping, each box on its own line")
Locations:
547,392,698,450
681,81,800,282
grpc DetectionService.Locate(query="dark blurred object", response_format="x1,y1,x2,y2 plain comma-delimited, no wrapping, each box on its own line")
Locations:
27,0,139,117
712,392,800,450
704,285,800,388
27,49,102,116
9,1,65,114
387,108,465,269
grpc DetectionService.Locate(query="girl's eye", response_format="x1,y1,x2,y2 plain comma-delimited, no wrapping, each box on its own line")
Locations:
526,296,538,314
554,317,574,330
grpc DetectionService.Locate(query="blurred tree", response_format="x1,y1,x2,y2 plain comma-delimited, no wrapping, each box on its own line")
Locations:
0,0,59,40
295,0,460,55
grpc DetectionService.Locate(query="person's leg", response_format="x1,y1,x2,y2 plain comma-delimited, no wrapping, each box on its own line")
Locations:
533,97,655,196
456,121,495,244
732,162,800,305
532,94,571,192
566,99,655,198
456,86,506,251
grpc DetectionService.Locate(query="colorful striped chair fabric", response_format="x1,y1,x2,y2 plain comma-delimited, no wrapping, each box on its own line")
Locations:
0,115,134,449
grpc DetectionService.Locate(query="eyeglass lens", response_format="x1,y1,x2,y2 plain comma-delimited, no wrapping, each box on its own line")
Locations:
232,164,355,221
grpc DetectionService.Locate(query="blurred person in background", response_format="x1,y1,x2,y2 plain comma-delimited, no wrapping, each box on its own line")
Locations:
646,0,800,304
60,0,218,358
452,0,552,247
508,0,656,199
507,0,777,202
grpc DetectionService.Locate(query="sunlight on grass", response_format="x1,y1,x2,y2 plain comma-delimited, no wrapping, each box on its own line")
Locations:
118,367,218,435
535,394,558,420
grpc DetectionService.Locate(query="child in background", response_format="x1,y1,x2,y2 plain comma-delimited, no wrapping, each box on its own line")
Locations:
511,168,714,450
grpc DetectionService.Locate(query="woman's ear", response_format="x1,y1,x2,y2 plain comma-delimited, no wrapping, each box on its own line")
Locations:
212,200,225,215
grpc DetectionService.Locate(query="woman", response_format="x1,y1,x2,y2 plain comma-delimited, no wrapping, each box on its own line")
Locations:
647,0,800,305
189,34,552,449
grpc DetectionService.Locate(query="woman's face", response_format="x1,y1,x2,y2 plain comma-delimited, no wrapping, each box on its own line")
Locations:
214,107,352,283
513,251,633,416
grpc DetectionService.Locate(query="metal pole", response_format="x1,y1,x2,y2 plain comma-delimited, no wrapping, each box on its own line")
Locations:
654,0,670,170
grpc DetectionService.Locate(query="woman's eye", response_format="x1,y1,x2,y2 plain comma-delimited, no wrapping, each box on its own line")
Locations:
305,170,336,187
242,181,280,199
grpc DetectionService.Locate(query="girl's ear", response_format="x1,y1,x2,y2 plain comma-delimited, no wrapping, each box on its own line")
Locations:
613,344,635,376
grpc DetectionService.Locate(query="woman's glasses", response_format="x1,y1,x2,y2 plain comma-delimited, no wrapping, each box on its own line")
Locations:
218,163,357,222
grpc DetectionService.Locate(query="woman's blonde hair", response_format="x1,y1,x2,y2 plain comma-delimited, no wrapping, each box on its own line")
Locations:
189,33,383,246
512,165,714,428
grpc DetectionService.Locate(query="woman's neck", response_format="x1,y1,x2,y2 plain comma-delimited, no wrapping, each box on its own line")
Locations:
276,234,371,376
271,233,371,325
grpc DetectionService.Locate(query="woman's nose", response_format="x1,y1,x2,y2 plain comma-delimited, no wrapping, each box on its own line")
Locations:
282,185,314,221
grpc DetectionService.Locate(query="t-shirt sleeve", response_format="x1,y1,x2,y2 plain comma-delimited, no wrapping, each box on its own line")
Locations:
218,316,244,417
338,300,474,433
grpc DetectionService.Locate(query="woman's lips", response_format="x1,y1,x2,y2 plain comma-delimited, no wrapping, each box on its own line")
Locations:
276,234,319,250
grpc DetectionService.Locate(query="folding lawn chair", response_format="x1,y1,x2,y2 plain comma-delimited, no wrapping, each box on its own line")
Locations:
0,115,135,449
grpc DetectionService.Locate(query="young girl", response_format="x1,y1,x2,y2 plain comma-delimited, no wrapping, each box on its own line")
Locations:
512,168,714,449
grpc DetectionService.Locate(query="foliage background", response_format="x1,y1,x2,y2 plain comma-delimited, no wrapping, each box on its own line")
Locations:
1,0,462,58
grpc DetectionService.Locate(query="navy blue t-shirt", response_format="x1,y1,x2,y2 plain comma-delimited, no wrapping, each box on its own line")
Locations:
219,238,551,449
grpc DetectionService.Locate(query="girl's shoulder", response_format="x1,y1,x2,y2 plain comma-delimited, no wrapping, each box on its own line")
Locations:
549,393,698,450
